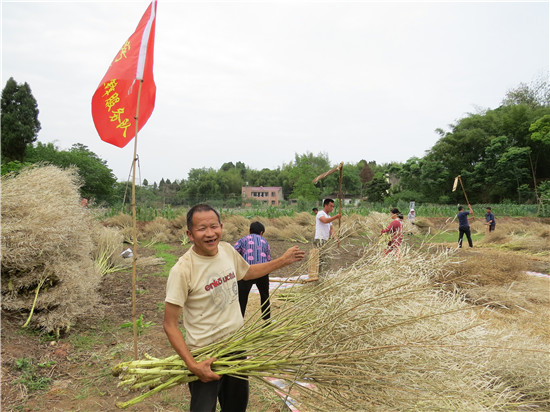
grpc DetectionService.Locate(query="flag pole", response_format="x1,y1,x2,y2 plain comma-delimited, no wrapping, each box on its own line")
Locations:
130,80,144,360
337,162,343,245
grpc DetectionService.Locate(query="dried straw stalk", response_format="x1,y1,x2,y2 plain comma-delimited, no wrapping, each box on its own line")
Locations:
113,236,549,410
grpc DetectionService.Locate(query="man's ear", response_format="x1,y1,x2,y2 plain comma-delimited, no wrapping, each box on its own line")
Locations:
186,230,194,243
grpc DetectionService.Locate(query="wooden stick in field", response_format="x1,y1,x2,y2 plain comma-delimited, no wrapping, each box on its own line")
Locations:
129,80,144,360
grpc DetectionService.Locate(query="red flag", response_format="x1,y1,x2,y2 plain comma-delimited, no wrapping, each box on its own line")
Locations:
92,0,157,148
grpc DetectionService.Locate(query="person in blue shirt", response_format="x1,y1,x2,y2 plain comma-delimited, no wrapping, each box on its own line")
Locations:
233,221,272,321
485,207,496,232
457,205,474,248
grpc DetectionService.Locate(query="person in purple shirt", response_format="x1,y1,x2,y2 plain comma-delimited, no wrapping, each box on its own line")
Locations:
233,221,272,321
457,205,474,248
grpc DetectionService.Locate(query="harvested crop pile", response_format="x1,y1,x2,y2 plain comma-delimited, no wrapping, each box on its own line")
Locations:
113,245,549,410
1,165,103,335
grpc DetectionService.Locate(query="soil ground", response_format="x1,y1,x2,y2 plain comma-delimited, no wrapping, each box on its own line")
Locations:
2,218,549,412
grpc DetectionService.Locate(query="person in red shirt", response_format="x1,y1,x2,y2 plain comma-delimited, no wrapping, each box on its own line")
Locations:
381,208,403,257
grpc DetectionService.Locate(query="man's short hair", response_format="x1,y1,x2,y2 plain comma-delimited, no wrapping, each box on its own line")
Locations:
312,207,318,213
187,204,221,230
323,198,334,206
458,206,464,211
249,221,265,235
486,207,492,211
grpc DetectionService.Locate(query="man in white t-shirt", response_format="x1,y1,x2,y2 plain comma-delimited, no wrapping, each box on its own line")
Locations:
164,204,305,412
314,198,342,275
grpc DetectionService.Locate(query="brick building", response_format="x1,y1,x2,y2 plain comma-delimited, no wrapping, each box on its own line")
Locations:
241,186,284,206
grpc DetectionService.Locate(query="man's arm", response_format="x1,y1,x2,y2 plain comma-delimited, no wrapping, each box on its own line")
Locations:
319,213,342,224
163,302,220,382
243,246,305,280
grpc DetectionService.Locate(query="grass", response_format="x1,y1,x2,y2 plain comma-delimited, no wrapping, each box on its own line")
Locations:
150,242,179,277
13,358,53,393
424,231,484,244
69,333,104,352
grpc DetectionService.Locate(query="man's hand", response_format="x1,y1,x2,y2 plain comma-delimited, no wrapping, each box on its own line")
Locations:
188,357,221,383
244,246,305,280
282,246,306,264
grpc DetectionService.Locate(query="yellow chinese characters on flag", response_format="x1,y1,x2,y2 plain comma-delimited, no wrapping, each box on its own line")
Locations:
452,176,459,192
91,0,157,148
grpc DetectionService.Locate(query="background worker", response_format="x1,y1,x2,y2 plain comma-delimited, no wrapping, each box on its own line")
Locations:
233,221,272,322
164,204,305,412
457,205,474,248
408,208,416,224
485,207,496,232
312,207,318,215
314,198,342,275
381,208,403,257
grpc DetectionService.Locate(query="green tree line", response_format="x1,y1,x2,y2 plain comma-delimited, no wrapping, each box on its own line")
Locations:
2,76,549,210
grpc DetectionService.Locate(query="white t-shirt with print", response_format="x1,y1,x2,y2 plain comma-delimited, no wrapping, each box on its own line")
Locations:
165,242,250,350
315,210,332,240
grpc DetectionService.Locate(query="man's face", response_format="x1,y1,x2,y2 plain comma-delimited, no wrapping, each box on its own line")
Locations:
187,210,223,256
324,202,335,213
486,209,491,213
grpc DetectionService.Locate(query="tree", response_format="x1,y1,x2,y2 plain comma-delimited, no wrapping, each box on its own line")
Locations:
502,76,550,108
360,162,374,185
1,77,41,162
364,176,390,202
26,142,117,204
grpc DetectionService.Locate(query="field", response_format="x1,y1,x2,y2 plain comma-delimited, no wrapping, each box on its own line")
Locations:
2,211,550,412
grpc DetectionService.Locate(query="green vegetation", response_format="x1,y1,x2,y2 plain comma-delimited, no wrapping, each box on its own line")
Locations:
150,243,179,277
3,76,549,213
13,357,52,393
1,77,41,163
121,314,155,336
69,332,104,351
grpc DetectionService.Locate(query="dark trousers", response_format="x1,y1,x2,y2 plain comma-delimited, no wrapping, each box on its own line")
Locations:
238,275,270,321
489,225,495,232
313,239,330,275
188,375,249,412
458,226,473,248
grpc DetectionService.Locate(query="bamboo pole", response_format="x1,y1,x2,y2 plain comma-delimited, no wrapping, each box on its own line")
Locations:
338,162,343,230
130,80,144,360
458,176,471,207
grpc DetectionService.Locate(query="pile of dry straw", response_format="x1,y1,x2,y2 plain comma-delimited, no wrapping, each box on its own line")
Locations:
1,166,125,334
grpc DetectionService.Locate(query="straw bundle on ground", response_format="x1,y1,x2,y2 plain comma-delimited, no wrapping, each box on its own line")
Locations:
1,165,103,334
113,244,548,410
142,217,174,244
91,226,126,276
264,223,312,243
220,214,250,242
292,211,315,226
102,213,137,244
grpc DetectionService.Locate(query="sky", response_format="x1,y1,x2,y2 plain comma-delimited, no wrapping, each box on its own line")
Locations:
2,0,549,184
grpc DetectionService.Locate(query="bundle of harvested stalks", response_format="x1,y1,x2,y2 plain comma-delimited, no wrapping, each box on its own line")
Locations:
264,223,312,243
1,165,103,334
91,226,126,276
113,244,548,410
